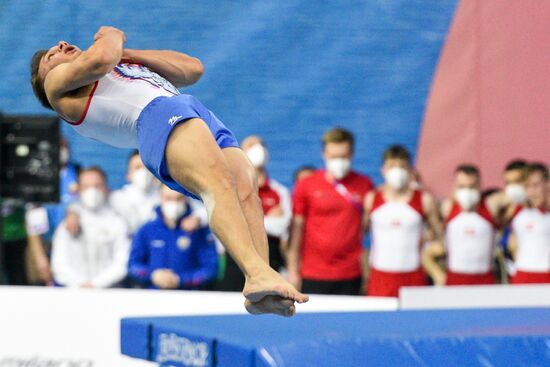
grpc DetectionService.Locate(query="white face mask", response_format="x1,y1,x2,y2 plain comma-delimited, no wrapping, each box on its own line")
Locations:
80,188,106,211
131,168,154,191
161,201,186,221
246,144,268,168
384,167,409,190
409,181,422,190
505,183,527,204
455,188,480,211
326,158,351,180
60,148,69,166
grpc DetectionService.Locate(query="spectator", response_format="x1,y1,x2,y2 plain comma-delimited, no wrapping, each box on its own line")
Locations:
243,136,292,270
364,145,442,297
109,150,161,235
423,164,500,286
51,166,130,288
508,163,550,284
287,128,373,295
486,160,528,225
486,159,528,281
24,137,80,285
216,136,292,291
128,185,218,290
503,160,529,205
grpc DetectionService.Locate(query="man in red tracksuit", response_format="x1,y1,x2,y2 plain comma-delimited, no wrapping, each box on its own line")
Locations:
287,128,373,295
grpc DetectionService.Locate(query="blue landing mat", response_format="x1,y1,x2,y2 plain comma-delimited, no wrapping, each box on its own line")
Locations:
121,308,550,366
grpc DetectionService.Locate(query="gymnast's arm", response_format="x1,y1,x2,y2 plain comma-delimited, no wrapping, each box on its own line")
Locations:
44,26,125,100
122,49,204,87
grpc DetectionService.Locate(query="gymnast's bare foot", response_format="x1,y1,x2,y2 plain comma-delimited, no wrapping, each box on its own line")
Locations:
243,267,309,316
245,296,296,317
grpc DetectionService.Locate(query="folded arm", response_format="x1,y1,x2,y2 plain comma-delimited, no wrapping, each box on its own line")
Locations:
44,26,125,100
122,49,204,87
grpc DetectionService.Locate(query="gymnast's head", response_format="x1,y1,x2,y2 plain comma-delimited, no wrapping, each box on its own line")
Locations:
30,41,82,110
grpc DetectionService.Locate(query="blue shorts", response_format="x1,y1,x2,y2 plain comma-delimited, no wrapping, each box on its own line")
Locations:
136,94,240,198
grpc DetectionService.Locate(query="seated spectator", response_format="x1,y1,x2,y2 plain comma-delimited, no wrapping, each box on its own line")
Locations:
128,185,218,290
423,164,500,286
508,163,550,284
51,166,130,288
364,145,442,297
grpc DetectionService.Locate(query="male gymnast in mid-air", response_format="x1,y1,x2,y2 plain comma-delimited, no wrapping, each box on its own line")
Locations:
30,26,308,316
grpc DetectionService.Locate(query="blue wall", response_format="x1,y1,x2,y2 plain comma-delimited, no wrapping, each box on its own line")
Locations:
0,0,457,189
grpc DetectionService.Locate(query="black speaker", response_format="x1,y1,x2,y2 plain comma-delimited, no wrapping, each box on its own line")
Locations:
0,114,60,203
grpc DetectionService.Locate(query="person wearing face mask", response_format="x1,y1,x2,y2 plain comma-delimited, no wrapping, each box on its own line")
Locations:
363,145,442,297
288,128,373,295
479,160,528,279
108,150,161,235
109,150,207,237
50,167,130,288
507,163,550,284
128,185,218,290
483,160,528,225
423,165,501,286
216,136,292,291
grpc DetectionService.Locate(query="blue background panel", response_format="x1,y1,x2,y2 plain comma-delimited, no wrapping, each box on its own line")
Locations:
121,309,550,367
0,0,457,189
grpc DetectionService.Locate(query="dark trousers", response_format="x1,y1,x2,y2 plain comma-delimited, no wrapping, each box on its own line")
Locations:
301,277,362,296
2,239,28,285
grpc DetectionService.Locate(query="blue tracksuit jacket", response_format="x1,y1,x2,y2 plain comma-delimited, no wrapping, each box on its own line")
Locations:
128,206,218,289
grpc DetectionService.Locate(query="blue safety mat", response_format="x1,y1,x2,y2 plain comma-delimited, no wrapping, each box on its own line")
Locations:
121,308,550,366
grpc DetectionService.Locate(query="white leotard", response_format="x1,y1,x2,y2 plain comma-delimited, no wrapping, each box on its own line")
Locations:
369,190,424,272
511,207,550,272
64,63,179,148
445,201,496,274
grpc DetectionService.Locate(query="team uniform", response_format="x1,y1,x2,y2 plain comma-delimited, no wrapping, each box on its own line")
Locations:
510,206,550,284
128,207,218,290
51,202,130,288
260,178,292,271
444,201,497,285
293,170,373,295
367,190,427,297
110,184,160,235
62,63,239,197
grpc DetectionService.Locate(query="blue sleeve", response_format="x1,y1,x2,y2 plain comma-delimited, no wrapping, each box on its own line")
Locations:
178,228,218,289
363,232,372,249
500,227,511,251
128,225,152,286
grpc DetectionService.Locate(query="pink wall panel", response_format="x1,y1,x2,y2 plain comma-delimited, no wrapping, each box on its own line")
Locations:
417,0,550,198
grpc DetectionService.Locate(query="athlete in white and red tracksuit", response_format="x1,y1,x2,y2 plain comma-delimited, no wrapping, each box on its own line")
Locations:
508,163,550,284
364,146,442,297
423,165,500,286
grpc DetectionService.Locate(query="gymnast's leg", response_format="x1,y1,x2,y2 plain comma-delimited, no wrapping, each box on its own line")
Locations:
165,118,308,315
221,147,300,315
